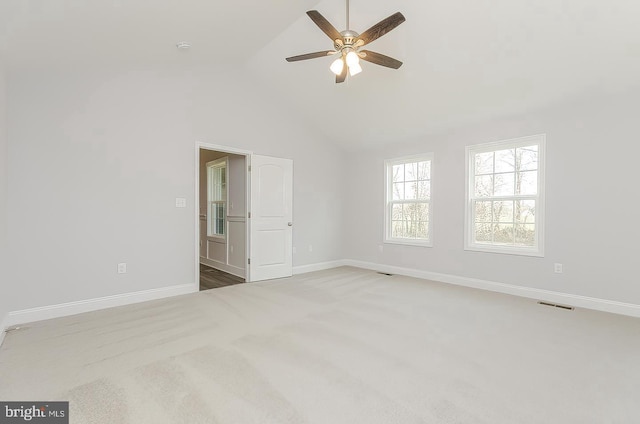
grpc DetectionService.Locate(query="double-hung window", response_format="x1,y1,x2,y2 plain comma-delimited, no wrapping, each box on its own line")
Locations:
384,154,433,246
465,134,545,256
207,158,227,237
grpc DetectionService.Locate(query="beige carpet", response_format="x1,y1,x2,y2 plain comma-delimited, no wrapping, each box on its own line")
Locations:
1,266,639,423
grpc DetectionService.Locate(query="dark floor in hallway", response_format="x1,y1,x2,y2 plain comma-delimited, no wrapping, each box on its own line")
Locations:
200,264,245,291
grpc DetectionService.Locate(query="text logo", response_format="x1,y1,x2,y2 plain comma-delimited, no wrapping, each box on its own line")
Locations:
0,402,68,423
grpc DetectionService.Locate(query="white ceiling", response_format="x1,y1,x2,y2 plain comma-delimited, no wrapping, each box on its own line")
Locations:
2,0,639,149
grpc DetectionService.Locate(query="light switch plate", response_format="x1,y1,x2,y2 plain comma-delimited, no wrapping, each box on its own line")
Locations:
175,197,187,208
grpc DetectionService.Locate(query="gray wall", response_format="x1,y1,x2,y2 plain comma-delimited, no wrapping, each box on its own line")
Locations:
4,65,346,313
0,53,8,324
4,61,639,319
344,88,640,305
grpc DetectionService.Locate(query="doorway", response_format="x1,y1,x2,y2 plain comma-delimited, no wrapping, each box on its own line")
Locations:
195,142,294,290
198,146,248,291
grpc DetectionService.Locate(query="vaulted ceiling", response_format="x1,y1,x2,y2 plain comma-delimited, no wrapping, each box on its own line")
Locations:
2,0,639,149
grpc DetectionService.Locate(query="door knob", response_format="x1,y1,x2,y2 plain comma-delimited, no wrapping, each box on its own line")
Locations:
288,222,293,226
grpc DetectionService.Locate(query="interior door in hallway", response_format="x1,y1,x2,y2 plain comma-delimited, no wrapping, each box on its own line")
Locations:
248,155,293,282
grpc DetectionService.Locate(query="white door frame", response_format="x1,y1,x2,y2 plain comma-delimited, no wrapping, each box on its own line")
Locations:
195,141,252,291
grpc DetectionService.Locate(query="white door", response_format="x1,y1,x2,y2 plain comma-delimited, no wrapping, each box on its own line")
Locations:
248,155,293,282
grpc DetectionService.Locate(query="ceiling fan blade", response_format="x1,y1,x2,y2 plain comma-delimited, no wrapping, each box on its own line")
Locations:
336,58,347,83
286,51,336,62
306,10,343,42
359,50,403,69
357,12,406,46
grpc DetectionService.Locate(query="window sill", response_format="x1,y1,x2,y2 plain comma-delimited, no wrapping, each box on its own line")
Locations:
384,239,433,248
464,244,543,257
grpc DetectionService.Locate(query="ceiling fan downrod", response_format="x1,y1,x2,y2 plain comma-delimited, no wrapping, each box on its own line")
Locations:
346,0,350,30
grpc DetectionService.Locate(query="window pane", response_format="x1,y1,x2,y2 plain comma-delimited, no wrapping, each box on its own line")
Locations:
417,180,431,199
493,201,514,223
392,164,404,183
392,221,404,238
475,201,492,223
495,149,515,173
405,162,419,181
215,204,225,234
392,183,404,200
475,175,493,197
494,223,514,244
515,200,535,224
405,219,417,238
517,145,538,171
517,171,538,195
494,173,515,196
412,202,429,222
391,203,403,220
418,161,431,180
415,221,429,239
404,181,418,200
404,203,416,226
475,222,492,243
515,224,535,246
208,201,226,236
475,152,494,175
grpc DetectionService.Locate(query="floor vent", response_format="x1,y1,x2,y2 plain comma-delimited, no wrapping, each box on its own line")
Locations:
538,301,574,311
377,272,393,276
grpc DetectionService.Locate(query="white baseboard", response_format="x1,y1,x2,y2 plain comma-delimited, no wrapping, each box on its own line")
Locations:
5,283,197,328
293,260,348,275
3,258,638,339
343,259,640,318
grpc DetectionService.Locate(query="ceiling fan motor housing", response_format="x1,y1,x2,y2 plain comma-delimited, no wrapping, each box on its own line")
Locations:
340,30,359,47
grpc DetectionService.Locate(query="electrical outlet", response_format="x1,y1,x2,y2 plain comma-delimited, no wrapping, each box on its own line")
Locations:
117,263,127,274
308,245,313,252
554,263,563,274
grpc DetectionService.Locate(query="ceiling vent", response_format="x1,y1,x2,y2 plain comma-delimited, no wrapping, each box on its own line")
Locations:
538,301,574,311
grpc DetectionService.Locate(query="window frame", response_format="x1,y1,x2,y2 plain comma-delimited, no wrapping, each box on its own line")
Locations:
464,134,546,257
206,157,228,239
384,153,434,247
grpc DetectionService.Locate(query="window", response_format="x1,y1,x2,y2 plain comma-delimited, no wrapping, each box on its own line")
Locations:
384,154,433,246
465,134,545,256
207,158,227,237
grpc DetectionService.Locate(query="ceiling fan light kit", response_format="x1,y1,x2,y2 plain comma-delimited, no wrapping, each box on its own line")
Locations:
286,0,405,83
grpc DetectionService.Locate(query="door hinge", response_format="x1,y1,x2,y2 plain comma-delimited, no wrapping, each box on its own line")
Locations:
248,258,251,265
248,212,251,218
248,165,251,172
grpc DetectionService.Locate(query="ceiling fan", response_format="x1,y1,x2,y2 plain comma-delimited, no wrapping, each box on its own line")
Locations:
286,0,406,83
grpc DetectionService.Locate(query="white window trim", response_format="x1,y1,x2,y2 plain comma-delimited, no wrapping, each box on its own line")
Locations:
384,153,434,247
464,134,545,257
206,157,229,240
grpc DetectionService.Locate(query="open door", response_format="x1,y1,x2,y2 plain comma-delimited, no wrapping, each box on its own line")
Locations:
248,155,293,282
